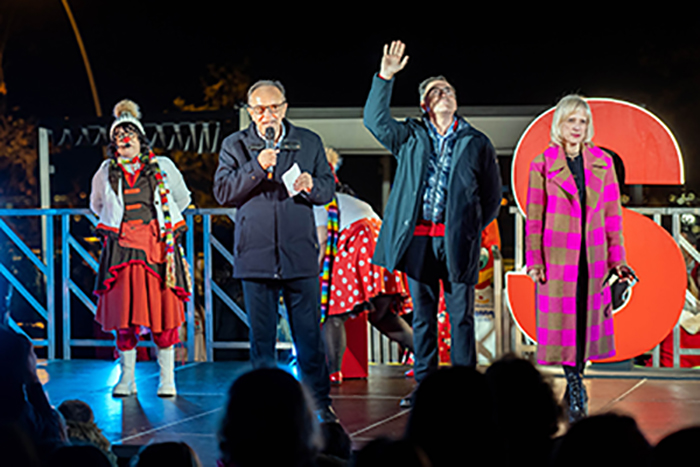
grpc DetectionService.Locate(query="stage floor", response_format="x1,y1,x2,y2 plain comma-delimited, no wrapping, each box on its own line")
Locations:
39,360,700,466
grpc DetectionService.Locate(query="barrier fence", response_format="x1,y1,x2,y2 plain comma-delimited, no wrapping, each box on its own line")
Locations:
1,207,699,369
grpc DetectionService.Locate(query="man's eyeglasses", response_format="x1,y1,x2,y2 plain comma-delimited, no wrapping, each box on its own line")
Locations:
426,86,455,99
248,102,287,116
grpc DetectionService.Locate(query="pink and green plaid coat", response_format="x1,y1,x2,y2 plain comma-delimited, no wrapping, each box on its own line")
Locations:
525,145,626,366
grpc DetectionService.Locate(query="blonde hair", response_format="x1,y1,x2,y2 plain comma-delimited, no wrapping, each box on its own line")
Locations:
325,147,340,169
550,95,594,147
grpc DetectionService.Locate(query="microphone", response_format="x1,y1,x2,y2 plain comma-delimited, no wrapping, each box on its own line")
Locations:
264,127,275,180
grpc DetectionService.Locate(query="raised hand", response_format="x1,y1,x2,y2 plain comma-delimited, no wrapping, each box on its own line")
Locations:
380,40,409,80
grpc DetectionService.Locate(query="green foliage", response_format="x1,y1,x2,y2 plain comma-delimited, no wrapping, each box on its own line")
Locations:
174,63,250,112
168,63,250,207
162,147,219,208
0,114,37,206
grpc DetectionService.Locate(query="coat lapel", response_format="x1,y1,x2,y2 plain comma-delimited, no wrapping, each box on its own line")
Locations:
544,146,579,206
583,146,608,223
448,124,473,189
276,121,295,175
242,124,264,155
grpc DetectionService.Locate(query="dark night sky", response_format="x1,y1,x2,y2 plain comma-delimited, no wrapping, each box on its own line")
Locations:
3,2,700,192
4,3,691,112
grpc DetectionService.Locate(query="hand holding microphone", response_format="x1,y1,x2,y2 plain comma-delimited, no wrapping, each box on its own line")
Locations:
257,149,278,176
258,127,278,180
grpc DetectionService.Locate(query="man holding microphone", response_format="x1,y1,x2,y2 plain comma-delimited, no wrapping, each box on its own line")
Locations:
214,80,337,421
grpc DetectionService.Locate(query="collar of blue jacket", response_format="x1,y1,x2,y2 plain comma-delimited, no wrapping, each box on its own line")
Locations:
253,119,287,148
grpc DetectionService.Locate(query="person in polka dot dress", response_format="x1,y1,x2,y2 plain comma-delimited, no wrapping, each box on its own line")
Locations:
315,149,414,384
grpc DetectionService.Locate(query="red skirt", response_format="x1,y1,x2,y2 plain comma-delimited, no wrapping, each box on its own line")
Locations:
327,217,412,316
95,220,187,333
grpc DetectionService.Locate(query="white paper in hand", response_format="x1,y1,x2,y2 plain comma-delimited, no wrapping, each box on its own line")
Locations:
282,163,302,197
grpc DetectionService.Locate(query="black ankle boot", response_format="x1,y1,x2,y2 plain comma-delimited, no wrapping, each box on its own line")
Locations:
580,376,588,416
564,367,586,424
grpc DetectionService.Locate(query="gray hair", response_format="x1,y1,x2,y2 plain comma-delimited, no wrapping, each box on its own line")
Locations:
247,80,286,104
418,75,454,102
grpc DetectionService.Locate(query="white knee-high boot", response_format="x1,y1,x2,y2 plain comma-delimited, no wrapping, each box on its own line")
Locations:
113,349,137,397
157,346,176,397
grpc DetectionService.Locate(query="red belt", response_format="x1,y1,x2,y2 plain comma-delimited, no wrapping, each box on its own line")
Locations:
413,219,445,237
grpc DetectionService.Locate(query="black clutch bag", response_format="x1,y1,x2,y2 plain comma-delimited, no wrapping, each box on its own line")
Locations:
608,266,639,310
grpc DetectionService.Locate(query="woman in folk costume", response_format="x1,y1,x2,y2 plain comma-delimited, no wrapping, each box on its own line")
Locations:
91,100,192,397
316,148,414,384
525,95,633,422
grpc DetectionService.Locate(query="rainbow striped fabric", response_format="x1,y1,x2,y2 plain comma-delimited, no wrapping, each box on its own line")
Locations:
319,197,339,323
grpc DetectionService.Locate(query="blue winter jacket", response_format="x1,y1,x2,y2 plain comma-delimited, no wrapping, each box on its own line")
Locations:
364,74,502,285
213,121,335,279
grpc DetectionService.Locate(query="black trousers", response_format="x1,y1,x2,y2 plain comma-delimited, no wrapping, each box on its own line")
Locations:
574,248,589,373
241,277,331,408
399,235,476,384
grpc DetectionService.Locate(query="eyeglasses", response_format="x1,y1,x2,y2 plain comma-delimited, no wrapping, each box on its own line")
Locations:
426,86,455,98
247,101,287,116
113,129,138,141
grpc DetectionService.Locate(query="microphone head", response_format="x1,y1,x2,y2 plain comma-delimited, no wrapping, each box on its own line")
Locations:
264,127,275,141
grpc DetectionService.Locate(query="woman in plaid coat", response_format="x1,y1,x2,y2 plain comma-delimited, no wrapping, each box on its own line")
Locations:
525,95,632,422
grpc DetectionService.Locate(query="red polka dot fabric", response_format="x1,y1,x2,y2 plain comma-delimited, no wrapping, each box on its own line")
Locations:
327,217,412,316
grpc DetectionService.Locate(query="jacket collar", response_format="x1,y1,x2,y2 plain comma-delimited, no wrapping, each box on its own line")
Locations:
242,119,300,150
544,144,611,221
420,113,471,136
409,114,477,151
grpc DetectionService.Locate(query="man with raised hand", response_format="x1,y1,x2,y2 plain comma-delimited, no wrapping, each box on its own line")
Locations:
364,41,502,407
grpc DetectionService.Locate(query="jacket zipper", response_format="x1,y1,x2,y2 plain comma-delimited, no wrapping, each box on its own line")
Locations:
274,186,281,279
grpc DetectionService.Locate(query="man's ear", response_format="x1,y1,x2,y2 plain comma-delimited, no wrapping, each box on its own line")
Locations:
421,101,429,113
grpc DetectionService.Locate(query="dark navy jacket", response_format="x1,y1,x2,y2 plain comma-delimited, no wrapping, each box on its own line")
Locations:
364,74,502,285
213,121,335,279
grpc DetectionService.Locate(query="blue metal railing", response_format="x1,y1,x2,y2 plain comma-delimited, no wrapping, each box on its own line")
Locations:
0,210,54,358
6,206,699,368
0,208,259,362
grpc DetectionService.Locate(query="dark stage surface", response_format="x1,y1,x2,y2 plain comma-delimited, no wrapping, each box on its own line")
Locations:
39,360,700,465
